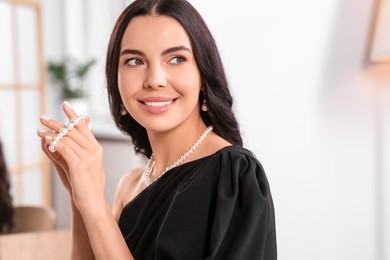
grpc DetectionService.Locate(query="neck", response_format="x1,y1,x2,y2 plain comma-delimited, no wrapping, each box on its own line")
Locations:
147,120,208,175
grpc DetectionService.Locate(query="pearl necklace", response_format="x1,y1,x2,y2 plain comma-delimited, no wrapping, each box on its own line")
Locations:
143,126,213,187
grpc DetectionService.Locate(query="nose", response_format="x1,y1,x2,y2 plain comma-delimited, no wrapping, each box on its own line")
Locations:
143,63,167,89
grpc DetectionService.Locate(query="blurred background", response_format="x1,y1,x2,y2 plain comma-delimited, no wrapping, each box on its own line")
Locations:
0,0,389,259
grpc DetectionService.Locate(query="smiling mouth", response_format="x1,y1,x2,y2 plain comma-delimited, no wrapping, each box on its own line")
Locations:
143,100,174,107
140,98,178,107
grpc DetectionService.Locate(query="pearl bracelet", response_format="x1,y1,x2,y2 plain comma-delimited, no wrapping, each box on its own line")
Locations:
48,115,87,153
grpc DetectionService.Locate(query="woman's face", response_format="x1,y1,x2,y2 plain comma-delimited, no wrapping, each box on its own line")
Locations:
118,14,202,133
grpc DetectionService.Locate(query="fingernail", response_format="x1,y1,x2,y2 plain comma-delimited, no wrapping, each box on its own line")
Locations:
45,135,53,140
88,122,92,130
40,115,51,121
37,128,48,133
63,101,72,109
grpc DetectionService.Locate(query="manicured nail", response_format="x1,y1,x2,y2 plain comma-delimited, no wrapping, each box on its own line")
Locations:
63,101,72,110
37,128,48,133
45,135,53,140
40,115,51,121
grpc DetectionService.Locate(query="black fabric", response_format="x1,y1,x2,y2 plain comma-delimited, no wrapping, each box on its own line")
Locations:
118,146,277,260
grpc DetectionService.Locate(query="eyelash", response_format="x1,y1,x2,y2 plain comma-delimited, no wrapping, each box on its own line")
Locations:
124,55,188,67
169,56,187,65
125,57,144,67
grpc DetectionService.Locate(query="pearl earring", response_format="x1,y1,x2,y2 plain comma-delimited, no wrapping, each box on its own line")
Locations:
201,96,208,112
120,105,128,115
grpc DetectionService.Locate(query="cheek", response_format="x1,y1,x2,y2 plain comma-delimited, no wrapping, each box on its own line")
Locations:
118,71,137,97
117,69,125,90
173,69,201,92
117,73,123,92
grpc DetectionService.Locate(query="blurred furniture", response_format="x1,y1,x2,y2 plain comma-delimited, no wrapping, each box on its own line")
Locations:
0,229,71,260
12,205,56,233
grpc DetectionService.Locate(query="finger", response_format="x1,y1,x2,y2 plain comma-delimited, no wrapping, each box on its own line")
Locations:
62,129,93,150
37,123,75,155
40,115,64,133
40,137,70,176
40,135,66,165
53,139,83,169
39,133,72,192
38,130,60,158
62,101,78,121
62,102,94,141
37,127,54,138
62,101,90,129
56,135,90,159
73,117,96,143
40,135,53,157
42,122,89,158
67,115,93,139
60,116,95,150
41,120,93,153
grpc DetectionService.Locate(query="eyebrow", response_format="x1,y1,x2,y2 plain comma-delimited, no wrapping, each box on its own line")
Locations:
161,46,192,56
120,45,192,57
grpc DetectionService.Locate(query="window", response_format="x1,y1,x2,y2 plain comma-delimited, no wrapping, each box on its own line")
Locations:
0,0,50,206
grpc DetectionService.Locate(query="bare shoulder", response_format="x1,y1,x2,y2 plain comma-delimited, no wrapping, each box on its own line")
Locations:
112,167,145,220
203,131,231,154
191,131,231,161
119,167,144,189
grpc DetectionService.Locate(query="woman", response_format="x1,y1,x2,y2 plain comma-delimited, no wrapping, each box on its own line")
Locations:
0,139,13,234
37,0,276,259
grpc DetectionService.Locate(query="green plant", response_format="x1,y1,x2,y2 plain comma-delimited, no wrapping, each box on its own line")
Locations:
47,58,96,99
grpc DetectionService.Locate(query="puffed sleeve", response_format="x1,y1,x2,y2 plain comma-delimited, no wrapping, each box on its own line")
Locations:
206,148,277,260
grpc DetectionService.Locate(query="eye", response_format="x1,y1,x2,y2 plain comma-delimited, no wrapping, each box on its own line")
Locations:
169,56,187,65
125,58,144,67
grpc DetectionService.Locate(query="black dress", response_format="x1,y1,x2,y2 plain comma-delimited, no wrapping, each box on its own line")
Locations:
118,146,277,259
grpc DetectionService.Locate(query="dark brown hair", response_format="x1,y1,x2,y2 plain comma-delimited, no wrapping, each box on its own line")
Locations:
106,0,242,157
0,140,13,233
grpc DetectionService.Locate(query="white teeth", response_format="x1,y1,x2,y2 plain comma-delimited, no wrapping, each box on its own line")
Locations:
144,100,173,107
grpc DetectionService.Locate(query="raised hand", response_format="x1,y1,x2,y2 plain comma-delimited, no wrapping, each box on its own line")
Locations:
37,101,106,214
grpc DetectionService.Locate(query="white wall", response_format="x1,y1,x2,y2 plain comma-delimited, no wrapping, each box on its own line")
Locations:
194,1,390,259
41,0,390,259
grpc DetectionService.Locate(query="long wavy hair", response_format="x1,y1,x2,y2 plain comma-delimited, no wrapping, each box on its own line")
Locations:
106,0,242,157
0,140,13,233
